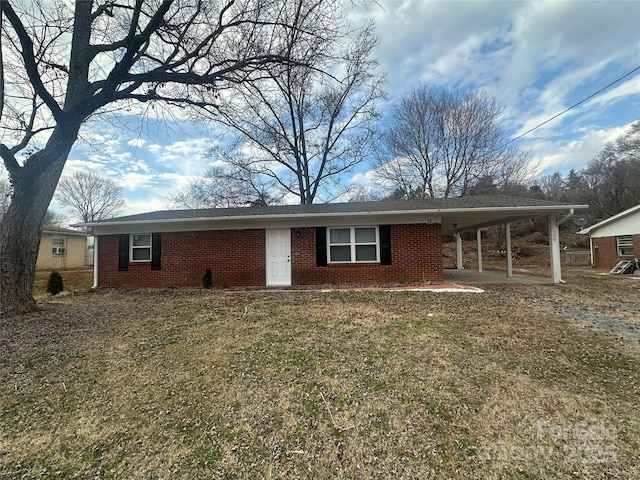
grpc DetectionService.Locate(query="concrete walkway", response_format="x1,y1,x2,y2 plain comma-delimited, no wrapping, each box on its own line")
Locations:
443,269,552,285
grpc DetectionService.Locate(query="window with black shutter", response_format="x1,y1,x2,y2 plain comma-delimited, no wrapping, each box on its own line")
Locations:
315,227,327,267
151,233,162,270
118,234,129,271
379,225,392,265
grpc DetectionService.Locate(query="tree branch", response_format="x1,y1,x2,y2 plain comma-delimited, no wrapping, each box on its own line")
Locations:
0,2,62,119
0,144,21,178
95,1,174,104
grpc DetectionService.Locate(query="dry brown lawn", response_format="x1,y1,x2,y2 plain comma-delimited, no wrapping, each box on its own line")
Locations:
1,267,638,479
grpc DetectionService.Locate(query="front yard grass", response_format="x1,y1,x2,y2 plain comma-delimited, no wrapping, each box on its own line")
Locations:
1,274,639,478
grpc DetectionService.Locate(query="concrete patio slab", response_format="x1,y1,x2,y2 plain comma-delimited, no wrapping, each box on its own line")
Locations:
443,269,552,285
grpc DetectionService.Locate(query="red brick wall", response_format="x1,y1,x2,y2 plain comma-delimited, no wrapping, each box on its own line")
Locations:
291,224,443,285
591,234,640,269
98,224,444,288
98,230,266,288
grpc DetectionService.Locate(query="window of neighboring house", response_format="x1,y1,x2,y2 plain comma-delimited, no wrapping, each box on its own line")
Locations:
131,234,152,261
617,235,634,256
328,227,378,263
51,235,66,255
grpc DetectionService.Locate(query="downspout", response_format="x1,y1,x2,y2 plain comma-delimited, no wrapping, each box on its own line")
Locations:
505,223,513,277
91,232,98,289
556,209,575,227
455,233,463,270
476,229,483,273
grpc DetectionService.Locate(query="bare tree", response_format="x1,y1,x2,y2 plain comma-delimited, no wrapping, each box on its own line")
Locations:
373,87,534,198
345,186,383,203
585,120,640,219
192,19,384,205
56,172,125,222
170,162,280,208
43,209,67,227
537,121,640,223
0,0,342,315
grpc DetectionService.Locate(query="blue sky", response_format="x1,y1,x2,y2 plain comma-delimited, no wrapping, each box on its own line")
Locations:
55,0,640,219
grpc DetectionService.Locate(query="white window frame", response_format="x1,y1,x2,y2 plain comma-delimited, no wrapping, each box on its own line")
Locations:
617,235,634,256
51,235,66,255
327,226,379,263
130,234,152,262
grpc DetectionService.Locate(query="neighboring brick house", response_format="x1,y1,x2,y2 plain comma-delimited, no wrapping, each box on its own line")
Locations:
579,204,640,269
79,196,586,288
37,226,90,270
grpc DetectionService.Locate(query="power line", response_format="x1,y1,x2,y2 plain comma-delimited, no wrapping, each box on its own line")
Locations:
505,64,640,147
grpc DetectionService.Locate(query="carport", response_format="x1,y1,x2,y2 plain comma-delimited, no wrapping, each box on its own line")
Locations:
438,198,588,283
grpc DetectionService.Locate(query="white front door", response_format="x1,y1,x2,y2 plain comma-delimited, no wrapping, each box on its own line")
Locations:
266,229,291,286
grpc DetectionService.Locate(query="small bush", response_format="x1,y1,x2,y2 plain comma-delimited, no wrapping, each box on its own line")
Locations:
202,269,213,289
47,271,64,296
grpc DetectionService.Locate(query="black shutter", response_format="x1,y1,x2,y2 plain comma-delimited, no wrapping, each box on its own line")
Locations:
379,225,392,265
151,233,162,270
118,234,129,271
315,227,327,267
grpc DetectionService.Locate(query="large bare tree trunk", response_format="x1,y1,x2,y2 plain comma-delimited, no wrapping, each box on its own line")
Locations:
0,126,79,316
0,0,345,315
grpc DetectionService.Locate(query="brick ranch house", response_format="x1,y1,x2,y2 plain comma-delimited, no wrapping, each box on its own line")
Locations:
579,204,640,269
79,196,587,289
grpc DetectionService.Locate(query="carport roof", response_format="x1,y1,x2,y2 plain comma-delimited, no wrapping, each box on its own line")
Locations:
80,195,587,235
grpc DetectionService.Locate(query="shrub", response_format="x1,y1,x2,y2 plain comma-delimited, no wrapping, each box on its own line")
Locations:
47,271,64,296
202,269,213,289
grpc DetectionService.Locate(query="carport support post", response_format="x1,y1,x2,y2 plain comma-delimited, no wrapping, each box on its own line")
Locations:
548,213,562,283
505,223,513,277
456,233,463,270
476,229,483,273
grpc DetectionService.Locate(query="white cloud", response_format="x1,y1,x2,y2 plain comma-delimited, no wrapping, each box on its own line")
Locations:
127,138,146,148
123,195,169,216
121,172,153,191
150,138,215,176
584,75,640,110
525,123,633,174
62,159,109,176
